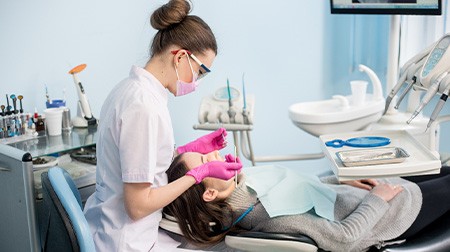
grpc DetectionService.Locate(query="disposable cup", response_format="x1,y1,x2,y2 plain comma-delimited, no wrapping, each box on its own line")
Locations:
350,80,368,106
44,108,64,136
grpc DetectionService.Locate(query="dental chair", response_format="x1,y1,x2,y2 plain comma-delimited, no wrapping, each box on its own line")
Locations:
160,203,450,251
40,167,96,252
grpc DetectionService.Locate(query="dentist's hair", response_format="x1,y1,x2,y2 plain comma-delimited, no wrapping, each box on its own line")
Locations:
149,0,217,57
164,154,233,246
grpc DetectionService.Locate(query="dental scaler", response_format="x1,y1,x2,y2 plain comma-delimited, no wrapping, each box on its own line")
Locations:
408,34,450,124
68,64,97,127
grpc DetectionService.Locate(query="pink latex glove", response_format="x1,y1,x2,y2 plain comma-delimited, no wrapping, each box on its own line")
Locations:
186,157,242,184
177,128,227,154
224,154,239,163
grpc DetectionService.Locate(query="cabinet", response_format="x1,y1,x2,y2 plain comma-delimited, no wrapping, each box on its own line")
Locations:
0,127,97,252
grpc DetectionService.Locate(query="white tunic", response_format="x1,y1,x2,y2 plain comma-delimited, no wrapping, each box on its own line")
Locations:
84,66,174,251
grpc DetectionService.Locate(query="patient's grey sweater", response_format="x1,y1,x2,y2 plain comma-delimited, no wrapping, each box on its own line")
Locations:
225,175,422,252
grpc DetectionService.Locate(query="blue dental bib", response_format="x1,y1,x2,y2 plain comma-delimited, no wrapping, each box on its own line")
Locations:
244,165,336,221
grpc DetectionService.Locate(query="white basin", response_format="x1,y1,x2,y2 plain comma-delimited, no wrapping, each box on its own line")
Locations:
289,95,385,137
289,64,385,137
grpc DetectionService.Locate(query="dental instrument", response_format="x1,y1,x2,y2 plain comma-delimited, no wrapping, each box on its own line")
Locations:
68,64,97,127
242,73,249,124
10,94,17,114
5,94,11,115
18,95,23,113
407,71,448,124
0,105,5,116
406,34,450,124
234,145,238,187
394,77,416,110
226,78,236,123
45,85,51,104
384,47,432,114
426,82,450,131
394,58,427,109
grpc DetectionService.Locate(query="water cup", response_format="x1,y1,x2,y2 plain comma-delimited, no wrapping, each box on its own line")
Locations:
44,108,64,136
350,80,368,106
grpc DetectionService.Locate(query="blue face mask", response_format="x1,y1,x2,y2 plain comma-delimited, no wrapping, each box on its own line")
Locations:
174,56,199,96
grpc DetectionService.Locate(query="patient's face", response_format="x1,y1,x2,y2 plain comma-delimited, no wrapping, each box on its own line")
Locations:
183,151,236,198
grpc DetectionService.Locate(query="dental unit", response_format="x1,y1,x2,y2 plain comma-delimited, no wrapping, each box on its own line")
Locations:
384,42,436,114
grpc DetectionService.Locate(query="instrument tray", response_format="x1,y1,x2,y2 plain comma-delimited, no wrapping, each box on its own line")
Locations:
336,147,409,167
320,130,441,181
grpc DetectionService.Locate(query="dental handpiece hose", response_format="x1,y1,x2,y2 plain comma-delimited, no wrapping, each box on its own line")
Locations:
407,72,448,124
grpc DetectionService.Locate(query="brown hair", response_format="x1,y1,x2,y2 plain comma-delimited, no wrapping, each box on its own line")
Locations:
164,154,233,247
150,0,217,57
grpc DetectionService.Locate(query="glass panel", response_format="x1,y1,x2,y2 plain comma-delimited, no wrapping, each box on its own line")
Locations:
7,127,98,158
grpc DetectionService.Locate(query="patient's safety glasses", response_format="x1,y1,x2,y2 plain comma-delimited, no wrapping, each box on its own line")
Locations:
171,49,211,80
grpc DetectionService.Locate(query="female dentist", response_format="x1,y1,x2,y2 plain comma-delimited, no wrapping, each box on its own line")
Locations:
83,0,242,251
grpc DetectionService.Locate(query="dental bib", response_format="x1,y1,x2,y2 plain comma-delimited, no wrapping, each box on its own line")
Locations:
244,165,336,221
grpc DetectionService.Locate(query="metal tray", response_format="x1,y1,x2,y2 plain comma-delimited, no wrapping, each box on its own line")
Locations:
336,147,410,167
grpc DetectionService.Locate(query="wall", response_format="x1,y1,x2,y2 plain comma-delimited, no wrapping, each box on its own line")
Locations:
1,1,446,173
0,0,330,173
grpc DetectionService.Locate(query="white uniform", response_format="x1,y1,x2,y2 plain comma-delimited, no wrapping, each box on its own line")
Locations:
84,66,175,251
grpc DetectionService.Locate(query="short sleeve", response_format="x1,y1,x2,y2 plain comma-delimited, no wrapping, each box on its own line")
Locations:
119,102,159,184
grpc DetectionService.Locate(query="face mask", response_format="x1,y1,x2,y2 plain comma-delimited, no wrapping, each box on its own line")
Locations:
174,56,199,96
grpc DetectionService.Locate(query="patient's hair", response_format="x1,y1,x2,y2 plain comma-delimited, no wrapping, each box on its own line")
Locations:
164,154,234,246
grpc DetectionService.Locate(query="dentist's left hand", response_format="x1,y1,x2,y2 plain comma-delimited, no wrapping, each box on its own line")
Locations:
177,128,227,154
186,157,242,184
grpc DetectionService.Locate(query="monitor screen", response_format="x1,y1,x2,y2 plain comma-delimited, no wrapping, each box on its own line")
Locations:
330,0,441,15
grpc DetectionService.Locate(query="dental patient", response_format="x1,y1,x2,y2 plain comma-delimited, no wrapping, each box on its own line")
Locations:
164,151,450,252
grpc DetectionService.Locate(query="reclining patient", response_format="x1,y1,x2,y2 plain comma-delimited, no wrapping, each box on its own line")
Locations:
164,151,450,252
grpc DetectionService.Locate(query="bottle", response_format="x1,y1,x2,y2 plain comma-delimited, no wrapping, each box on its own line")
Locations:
35,115,46,135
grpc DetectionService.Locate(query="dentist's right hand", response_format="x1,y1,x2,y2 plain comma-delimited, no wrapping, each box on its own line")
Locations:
186,157,242,184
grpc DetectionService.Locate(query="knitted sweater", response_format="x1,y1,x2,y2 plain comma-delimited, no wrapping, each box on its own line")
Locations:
225,175,422,252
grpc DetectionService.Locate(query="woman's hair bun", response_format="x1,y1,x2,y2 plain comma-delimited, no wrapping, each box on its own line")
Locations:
150,0,192,30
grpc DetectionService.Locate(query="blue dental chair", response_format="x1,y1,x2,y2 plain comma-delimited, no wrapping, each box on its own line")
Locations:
40,167,96,252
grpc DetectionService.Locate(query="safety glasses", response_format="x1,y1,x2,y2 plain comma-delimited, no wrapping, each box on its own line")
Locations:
171,49,211,80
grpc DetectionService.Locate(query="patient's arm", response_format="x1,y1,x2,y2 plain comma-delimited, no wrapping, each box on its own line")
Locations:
341,179,379,190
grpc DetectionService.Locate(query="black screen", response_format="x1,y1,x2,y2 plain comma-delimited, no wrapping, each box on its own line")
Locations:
330,0,441,15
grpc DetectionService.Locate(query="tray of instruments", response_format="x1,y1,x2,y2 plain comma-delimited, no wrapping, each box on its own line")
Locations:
319,130,441,181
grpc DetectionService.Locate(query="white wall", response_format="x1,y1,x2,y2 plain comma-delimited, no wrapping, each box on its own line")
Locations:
0,0,331,173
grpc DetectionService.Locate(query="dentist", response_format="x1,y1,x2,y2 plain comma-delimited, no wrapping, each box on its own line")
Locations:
83,0,242,251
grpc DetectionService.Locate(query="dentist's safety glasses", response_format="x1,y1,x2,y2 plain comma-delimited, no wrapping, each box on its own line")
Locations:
171,49,211,80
